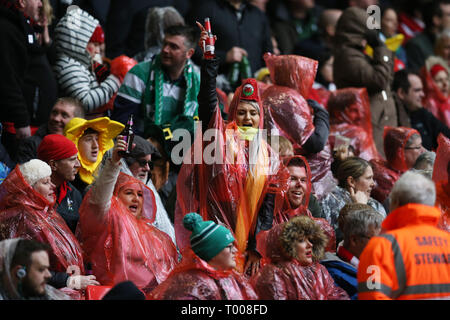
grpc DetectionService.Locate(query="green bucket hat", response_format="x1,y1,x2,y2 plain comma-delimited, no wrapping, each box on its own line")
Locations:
183,213,235,262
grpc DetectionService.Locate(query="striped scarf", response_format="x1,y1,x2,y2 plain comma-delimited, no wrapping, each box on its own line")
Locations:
145,55,200,126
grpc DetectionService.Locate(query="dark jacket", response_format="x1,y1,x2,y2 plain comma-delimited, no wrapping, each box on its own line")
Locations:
404,31,435,73
396,95,450,151
14,124,48,164
55,182,83,234
188,0,273,75
105,0,175,59
0,5,34,128
23,36,58,127
333,7,397,158
267,0,323,57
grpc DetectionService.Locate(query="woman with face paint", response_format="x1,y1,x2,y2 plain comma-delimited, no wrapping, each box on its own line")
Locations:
174,21,286,277
78,136,178,294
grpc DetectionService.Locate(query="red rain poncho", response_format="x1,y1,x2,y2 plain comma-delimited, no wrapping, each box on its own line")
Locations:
147,248,258,300
257,156,336,256
433,134,450,232
262,53,316,150
0,166,84,274
251,223,348,300
78,170,177,293
420,66,450,128
262,53,336,199
175,81,285,272
371,127,420,203
327,87,381,161
272,155,313,225
262,85,315,149
309,86,331,108
264,53,318,98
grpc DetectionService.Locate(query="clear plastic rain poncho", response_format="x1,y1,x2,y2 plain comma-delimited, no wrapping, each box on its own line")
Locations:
0,166,85,274
251,221,349,300
147,248,258,300
327,87,381,161
174,81,285,272
78,171,178,294
420,65,450,128
433,134,450,232
262,53,336,200
370,126,420,204
0,238,70,300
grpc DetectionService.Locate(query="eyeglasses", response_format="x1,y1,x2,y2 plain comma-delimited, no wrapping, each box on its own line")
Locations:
225,244,234,252
136,159,153,169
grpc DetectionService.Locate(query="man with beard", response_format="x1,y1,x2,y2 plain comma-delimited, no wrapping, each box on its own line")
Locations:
0,238,70,300
15,97,85,164
37,134,82,234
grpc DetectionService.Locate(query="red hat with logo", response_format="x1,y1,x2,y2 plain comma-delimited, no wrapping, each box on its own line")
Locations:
89,24,105,44
239,78,260,102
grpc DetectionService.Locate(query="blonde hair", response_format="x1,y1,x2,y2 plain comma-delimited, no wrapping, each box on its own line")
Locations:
269,135,293,157
41,0,54,25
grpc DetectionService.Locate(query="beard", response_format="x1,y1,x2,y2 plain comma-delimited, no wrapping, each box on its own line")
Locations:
21,278,47,298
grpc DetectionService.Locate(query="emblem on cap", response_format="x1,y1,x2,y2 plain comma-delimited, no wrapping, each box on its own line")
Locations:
243,83,255,97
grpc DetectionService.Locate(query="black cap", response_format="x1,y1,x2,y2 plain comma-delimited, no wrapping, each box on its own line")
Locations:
102,281,145,300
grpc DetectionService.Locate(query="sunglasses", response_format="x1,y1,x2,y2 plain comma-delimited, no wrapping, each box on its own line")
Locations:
136,159,153,169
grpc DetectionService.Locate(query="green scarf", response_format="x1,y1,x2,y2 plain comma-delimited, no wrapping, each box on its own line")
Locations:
147,55,201,126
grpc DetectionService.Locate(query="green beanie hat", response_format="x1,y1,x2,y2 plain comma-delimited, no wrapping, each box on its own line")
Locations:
183,213,235,262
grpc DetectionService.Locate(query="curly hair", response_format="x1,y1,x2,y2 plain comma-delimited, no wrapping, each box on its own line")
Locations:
279,216,328,262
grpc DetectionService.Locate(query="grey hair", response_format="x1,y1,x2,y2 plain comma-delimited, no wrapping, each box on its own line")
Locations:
390,171,436,210
342,208,384,243
144,6,185,50
405,133,421,148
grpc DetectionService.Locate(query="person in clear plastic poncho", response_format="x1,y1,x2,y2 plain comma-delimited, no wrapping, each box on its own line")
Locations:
251,215,349,300
78,136,178,294
0,238,69,300
148,213,258,300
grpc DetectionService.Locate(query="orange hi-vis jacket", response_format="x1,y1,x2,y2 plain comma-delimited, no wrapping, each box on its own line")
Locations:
357,203,450,300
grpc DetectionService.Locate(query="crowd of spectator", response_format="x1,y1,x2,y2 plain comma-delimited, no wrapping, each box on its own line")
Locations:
0,0,448,301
